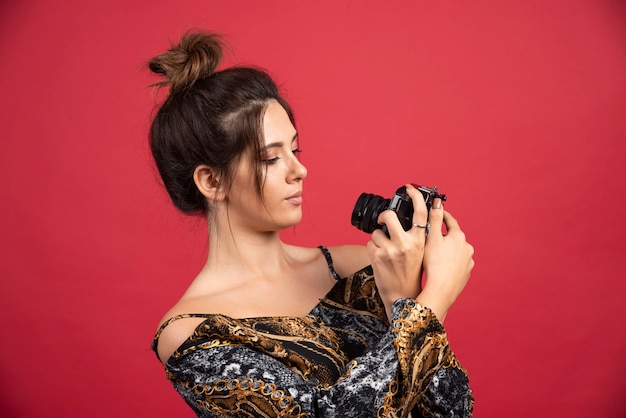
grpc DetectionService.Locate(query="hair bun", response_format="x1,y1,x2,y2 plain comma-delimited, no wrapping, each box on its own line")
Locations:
149,30,223,94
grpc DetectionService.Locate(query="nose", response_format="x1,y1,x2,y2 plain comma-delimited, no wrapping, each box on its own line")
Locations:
288,154,307,182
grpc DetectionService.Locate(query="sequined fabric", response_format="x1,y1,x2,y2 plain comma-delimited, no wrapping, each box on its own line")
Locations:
153,263,473,417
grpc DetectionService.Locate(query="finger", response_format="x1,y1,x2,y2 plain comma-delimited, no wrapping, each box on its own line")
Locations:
366,238,379,252
376,210,404,239
405,184,428,232
372,226,390,244
427,197,444,237
366,238,383,262
442,210,461,233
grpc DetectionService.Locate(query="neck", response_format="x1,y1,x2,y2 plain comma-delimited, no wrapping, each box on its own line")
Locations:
204,219,295,280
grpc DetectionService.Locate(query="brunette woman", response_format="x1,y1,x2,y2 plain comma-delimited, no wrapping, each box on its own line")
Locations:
150,30,475,417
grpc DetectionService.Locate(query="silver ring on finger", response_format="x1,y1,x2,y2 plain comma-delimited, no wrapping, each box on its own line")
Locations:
412,221,430,236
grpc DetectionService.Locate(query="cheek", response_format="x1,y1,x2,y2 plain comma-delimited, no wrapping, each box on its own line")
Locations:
259,174,283,200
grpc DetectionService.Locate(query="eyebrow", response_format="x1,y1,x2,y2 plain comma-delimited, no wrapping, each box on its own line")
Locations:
262,133,298,150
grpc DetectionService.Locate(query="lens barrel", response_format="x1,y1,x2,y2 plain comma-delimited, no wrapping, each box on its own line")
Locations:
351,193,390,233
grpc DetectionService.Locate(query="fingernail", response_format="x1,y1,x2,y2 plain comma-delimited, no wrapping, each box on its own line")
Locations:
433,198,442,209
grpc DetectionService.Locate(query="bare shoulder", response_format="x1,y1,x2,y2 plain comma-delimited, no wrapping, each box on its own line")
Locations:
324,244,370,277
153,299,211,364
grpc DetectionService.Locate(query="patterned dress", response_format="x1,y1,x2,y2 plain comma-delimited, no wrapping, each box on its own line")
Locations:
152,246,473,417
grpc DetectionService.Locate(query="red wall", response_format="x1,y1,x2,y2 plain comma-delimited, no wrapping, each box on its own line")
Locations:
1,1,625,416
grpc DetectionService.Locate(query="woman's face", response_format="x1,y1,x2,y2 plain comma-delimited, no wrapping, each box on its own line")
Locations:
226,100,308,232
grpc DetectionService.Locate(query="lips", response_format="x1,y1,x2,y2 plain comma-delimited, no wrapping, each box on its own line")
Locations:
286,191,303,205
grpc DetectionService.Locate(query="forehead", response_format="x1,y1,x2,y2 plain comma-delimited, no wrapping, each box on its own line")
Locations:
262,100,297,145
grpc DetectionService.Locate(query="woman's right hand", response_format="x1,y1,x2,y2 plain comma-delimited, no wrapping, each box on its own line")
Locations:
417,199,474,322
367,184,430,320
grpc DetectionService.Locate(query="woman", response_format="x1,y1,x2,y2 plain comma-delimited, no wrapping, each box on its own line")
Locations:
150,30,475,417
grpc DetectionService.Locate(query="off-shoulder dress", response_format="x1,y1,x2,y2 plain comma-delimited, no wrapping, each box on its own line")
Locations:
152,246,473,417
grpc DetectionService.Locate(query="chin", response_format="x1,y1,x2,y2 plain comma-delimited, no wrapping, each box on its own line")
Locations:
279,214,303,229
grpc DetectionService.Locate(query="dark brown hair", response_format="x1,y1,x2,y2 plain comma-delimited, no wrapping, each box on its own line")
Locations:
148,30,295,215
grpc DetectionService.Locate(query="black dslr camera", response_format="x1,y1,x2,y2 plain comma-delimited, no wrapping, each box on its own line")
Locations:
351,184,447,235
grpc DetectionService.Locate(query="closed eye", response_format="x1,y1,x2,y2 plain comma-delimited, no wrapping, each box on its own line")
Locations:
262,156,280,165
263,149,302,165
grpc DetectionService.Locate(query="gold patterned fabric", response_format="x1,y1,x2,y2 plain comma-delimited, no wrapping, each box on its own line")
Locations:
152,249,473,417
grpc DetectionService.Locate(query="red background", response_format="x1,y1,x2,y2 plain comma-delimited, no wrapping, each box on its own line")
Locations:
1,1,625,417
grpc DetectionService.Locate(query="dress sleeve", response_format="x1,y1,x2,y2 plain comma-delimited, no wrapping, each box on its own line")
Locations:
317,298,473,417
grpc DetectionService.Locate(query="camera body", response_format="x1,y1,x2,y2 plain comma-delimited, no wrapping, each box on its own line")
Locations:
351,184,447,235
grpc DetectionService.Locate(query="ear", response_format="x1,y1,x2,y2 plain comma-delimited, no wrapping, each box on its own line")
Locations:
193,165,225,201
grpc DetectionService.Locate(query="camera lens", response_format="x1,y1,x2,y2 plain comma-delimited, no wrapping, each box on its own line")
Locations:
351,193,390,233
